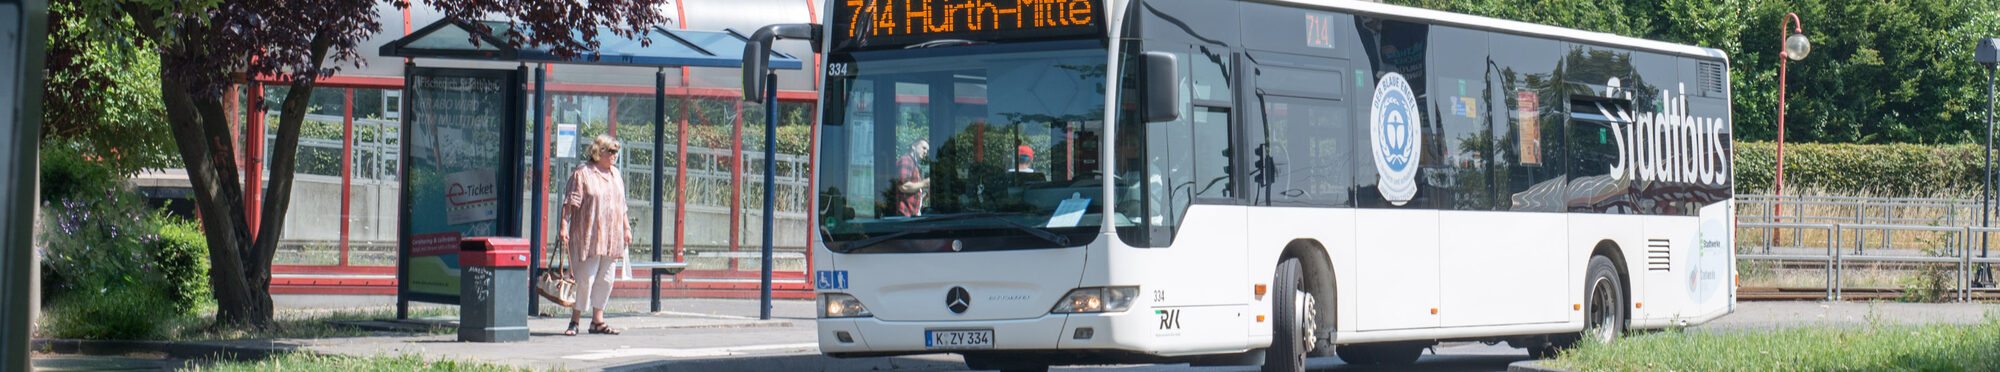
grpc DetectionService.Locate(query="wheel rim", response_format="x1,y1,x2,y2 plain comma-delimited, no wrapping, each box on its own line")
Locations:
1586,276,1617,343
1297,287,1317,353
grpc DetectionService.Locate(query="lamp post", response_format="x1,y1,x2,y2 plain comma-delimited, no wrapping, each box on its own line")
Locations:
1776,14,1809,224
1975,38,1999,287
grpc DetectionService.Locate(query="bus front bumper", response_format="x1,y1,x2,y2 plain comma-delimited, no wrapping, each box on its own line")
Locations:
817,312,1154,357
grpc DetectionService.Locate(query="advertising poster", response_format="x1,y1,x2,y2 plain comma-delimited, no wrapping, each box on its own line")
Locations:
1517,91,1540,165
400,67,522,303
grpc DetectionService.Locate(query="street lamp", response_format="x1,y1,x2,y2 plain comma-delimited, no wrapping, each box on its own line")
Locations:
1975,37,1999,287
1776,13,1807,223
1777,16,1809,190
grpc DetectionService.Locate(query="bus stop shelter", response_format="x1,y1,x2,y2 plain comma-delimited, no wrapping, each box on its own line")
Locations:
379,19,802,316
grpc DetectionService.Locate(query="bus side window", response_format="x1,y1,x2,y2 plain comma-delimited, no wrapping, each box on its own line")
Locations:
1189,45,1234,200
1566,97,1634,213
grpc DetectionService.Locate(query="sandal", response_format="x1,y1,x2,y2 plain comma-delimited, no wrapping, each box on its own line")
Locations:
564,321,580,336
588,321,622,335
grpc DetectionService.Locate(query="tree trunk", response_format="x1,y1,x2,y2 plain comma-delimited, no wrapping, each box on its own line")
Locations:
159,74,267,328
136,8,333,328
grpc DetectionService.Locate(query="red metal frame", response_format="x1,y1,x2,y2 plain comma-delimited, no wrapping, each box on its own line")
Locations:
259,2,829,299
340,88,354,266
226,83,243,171
607,96,619,136
675,96,690,266
803,0,823,280
730,99,744,270
540,64,554,263
246,83,265,236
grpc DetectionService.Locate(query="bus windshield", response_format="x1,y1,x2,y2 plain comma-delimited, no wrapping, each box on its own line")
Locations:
818,40,1109,253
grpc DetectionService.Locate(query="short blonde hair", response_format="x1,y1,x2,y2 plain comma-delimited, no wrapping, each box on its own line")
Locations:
584,134,622,163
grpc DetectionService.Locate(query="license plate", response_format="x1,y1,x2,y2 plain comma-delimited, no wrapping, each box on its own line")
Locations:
924,329,994,349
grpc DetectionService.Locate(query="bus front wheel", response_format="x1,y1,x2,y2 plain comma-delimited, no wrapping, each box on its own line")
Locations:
1262,257,1311,372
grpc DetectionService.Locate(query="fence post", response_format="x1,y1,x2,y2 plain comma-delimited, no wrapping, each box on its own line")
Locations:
1832,224,1840,302
1855,222,1865,255
1964,228,1974,302
1857,200,1871,254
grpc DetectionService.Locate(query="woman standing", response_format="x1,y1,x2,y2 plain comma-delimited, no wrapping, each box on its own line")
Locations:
560,134,630,336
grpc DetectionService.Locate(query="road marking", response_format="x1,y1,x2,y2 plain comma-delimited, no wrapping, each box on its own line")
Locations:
650,310,759,320
563,343,820,360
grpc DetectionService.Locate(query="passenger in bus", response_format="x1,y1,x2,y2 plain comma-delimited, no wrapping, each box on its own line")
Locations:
893,139,932,217
1008,145,1046,183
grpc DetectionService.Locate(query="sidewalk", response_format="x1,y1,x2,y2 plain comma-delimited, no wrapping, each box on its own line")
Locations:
287,296,826,371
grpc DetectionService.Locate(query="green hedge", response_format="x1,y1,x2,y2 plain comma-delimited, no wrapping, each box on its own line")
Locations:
1733,141,1984,196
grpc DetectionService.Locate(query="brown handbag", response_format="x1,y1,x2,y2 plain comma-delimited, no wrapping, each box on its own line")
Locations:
535,239,577,308
536,168,580,308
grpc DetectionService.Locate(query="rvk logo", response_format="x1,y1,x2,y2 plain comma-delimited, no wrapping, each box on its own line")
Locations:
1370,72,1422,206
1157,309,1181,330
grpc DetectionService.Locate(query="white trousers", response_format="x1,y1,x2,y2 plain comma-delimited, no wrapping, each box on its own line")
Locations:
571,255,617,312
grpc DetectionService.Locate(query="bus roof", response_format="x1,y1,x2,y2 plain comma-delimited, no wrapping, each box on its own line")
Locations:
1258,0,1730,62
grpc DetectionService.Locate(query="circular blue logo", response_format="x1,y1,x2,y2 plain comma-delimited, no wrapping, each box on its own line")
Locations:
1371,72,1421,206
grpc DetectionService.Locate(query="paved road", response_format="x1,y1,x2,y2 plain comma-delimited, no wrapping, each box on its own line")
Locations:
32,297,2000,371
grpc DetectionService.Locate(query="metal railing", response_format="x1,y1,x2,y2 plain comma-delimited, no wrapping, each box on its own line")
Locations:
1738,220,2000,302
1737,194,2000,254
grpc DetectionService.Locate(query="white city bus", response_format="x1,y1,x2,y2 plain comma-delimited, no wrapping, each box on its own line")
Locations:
798,0,1735,370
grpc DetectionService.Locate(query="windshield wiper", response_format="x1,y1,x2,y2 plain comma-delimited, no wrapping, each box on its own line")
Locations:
838,212,1073,252
839,229,927,253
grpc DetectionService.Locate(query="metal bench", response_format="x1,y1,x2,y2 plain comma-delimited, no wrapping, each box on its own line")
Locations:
616,259,688,312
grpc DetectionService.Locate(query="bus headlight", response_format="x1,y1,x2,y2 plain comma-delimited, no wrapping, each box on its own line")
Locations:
1051,287,1139,313
820,293,872,318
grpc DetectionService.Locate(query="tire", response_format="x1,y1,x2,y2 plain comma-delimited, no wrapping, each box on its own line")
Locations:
1582,255,1627,345
1334,345,1375,365
1526,343,1559,359
962,354,1048,372
1335,342,1423,365
1372,342,1424,365
1262,257,1310,372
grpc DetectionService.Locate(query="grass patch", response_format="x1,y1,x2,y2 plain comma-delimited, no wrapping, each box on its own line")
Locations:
163,307,460,341
42,304,459,342
191,352,549,371
1549,315,2000,371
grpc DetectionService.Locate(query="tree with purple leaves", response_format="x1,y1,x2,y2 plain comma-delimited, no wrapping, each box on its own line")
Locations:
53,0,666,329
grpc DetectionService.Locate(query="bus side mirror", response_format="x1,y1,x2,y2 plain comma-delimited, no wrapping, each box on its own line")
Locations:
1143,51,1179,123
743,23,819,103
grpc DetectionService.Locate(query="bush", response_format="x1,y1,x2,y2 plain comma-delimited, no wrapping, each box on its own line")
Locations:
36,151,211,339
1734,141,1984,196
153,218,211,310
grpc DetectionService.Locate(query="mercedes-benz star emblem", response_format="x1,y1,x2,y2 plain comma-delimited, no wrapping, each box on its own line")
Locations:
946,286,971,314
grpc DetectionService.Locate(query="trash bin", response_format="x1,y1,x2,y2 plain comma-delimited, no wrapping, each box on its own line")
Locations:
459,237,530,342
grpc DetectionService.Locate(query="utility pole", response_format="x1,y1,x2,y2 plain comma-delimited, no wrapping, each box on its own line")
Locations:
3,0,51,370
1975,38,1999,287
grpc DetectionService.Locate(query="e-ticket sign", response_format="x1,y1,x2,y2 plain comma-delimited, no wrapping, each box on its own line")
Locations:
831,0,1104,52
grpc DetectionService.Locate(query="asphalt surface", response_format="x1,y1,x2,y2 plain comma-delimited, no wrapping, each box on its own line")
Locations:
31,297,2000,371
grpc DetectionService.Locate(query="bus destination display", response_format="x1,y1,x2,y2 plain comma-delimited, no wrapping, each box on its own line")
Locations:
833,0,1103,51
